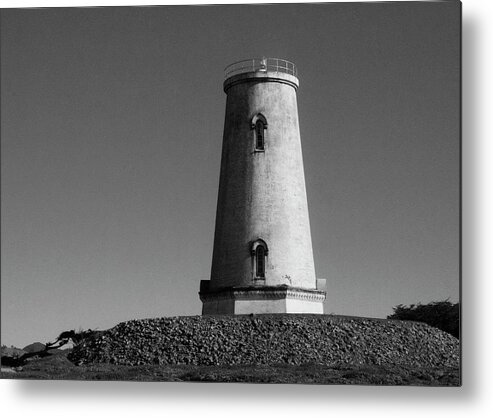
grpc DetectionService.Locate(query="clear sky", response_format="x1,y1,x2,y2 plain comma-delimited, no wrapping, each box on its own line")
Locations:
1,2,460,348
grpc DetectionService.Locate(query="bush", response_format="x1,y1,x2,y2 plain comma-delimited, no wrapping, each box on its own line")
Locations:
387,300,459,339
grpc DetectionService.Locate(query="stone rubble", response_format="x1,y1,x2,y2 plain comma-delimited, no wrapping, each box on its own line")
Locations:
67,314,459,368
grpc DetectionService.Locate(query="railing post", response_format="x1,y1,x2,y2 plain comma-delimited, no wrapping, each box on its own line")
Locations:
224,58,297,79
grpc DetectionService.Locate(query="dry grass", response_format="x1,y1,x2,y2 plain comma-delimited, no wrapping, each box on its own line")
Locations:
1,353,460,386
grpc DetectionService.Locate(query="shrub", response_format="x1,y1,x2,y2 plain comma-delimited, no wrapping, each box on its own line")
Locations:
387,300,459,339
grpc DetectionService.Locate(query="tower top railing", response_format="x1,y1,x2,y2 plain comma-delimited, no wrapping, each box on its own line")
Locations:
224,58,298,80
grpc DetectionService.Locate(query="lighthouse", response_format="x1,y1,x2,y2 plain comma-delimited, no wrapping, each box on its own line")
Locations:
199,58,326,314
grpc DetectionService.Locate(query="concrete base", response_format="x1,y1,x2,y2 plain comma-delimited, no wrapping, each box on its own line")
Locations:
199,283,326,315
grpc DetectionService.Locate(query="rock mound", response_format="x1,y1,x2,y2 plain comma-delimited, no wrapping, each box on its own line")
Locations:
68,314,459,368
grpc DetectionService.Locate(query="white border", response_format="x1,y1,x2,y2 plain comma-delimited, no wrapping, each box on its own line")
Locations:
0,0,448,7
2,0,492,417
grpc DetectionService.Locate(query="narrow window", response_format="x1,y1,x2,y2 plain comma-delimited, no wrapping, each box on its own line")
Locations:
251,239,268,281
256,245,265,278
255,120,265,150
251,114,267,152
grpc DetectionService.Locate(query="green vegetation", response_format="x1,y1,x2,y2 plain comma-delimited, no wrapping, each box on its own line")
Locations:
387,300,460,339
1,353,460,386
1,329,97,367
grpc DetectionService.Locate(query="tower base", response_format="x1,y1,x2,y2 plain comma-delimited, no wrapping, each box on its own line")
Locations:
199,283,326,315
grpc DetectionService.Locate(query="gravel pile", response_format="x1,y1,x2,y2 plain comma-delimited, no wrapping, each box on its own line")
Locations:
68,314,459,368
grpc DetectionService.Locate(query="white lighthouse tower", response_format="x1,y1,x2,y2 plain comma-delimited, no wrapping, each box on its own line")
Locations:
199,58,326,314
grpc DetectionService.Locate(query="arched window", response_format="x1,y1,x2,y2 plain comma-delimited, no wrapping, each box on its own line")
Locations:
256,245,265,278
251,239,268,281
255,120,265,150
251,114,267,151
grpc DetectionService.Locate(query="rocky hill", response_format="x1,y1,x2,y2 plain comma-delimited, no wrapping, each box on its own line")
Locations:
68,314,459,368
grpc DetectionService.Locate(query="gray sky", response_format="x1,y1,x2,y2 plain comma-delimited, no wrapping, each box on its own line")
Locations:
1,2,460,347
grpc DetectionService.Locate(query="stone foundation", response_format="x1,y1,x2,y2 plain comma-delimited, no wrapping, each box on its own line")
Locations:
199,283,326,315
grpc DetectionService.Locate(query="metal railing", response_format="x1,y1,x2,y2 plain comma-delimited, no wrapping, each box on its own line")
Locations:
224,58,298,80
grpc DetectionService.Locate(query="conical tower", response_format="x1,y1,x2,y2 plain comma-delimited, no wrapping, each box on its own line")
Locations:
200,58,326,314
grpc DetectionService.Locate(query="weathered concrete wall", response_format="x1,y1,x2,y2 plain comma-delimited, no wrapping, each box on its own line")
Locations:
209,71,317,291
200,285,326,315
202,299,235,315
234,299,324,315
202,297,324,315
